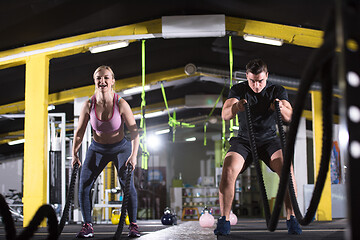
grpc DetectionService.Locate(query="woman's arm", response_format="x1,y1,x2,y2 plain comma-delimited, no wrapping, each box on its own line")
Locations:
72,100,90,167
119,98,139,169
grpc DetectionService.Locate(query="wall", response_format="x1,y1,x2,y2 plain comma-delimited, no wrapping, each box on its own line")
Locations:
0,156,23,196
167,140,216,188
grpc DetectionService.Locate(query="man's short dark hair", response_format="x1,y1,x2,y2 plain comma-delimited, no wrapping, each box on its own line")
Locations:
246,59,268,74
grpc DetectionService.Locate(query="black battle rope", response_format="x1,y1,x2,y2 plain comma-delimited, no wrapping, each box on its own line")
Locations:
0,194,58,240
271,13,336,229
58,162,80,236
244,102,271,223
268,10,336,231
113,164,133,240
243,14,336,231
0,162,79,240
1,162,134,239
277,54,335,226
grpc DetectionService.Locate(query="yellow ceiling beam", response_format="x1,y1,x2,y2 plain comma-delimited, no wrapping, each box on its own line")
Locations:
225,16,323,48
0,19,162,69
0,68,198,114
0,16,325,70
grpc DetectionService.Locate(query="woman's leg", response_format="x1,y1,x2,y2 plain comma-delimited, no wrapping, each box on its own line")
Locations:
113,140,138,223
79,148,110,223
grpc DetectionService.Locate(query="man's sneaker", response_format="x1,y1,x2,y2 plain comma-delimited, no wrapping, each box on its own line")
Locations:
287,215,302,235
214,216,230,236
128,222,141,238
76,222,94,238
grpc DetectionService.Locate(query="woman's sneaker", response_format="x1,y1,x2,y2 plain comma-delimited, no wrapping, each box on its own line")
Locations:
287,215,302,235
76,223,94,238
128,222,141,238
214,216,230,235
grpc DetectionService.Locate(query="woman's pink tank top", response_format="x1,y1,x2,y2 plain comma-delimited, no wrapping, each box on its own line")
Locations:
89,93,122,133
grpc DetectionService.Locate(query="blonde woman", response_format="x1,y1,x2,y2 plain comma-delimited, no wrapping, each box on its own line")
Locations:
72,66,140,238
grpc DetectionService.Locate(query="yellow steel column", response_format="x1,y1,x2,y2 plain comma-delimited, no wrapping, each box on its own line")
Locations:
311,91,332,221
23,54,49,227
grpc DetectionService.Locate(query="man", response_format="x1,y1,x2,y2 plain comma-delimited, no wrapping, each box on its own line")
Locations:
214,59,302,235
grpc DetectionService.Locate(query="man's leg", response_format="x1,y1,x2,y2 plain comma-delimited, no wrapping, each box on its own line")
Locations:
270,149,302,234
269,149,297,219
214,151,245,235
219,152,245,220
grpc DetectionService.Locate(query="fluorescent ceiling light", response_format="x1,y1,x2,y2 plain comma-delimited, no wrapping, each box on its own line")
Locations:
123,85,150,95
185,137,196,142
144,111,165,118
8,138,25,145
155,129,170,135
48,105,55,111
89,40,129,53
243,34,283,46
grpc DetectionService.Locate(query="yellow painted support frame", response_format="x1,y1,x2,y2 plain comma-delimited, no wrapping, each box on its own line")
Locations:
311,91,332,221
23,54,49,227
0,15,330,226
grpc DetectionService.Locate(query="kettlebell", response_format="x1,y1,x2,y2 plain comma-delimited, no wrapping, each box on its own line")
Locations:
111,209,120,225
111,209,130,225
161,207,174,225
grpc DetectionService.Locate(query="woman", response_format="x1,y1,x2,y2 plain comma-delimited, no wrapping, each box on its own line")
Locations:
72,65,140,238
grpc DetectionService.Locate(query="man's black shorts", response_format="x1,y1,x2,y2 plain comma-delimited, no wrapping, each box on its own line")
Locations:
227,137,282,173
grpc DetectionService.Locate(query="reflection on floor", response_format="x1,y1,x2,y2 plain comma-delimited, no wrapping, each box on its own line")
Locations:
0,218,347,240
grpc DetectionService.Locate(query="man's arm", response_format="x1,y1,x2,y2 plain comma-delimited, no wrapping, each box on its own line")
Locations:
222,98,247,121
270,99,292,123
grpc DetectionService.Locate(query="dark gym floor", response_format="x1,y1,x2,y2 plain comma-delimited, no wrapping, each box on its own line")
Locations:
0,218,347,240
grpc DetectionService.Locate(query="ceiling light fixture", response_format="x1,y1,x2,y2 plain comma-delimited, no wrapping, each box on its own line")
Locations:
89,40,129,53
8,138,25,145
144,111,165,118
123,85,150,95
185,137,196,142
155,129,170,135
243,34,283,46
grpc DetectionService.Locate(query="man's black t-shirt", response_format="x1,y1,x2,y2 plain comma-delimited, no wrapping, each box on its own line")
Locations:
228,80,289,142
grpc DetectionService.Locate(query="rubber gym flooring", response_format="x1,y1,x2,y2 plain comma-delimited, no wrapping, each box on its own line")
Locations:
0,218,346,240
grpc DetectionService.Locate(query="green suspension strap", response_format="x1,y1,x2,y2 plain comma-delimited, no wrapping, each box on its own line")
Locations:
160,82,195,142
139,40,149,170
203,85,226,146
228,35,238,138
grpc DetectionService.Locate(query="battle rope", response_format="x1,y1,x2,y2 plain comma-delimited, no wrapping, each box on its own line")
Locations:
244,103,272,223
57,162,79,236
243,10,336,230
0,161,133,239
268,10,336,230
113,164,133,240
0,194,58,240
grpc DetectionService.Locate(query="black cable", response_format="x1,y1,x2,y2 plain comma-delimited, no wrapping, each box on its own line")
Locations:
113,164,133,240
58,162,79,236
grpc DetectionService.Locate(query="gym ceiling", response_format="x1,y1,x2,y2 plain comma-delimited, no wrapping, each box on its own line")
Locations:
0,0,339,158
